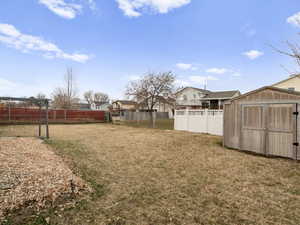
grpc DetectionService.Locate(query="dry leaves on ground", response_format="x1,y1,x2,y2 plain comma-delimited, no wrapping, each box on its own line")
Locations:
0,137,89,221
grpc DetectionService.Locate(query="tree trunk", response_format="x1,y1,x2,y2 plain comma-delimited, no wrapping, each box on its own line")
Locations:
149,110,155,128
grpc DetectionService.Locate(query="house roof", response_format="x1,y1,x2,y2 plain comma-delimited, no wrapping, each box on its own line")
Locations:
203,90,240,99
113,100,137,105
228,86,300,103
175,87,211,95
271,74,300,87
93,101,110,106
138,96,175,107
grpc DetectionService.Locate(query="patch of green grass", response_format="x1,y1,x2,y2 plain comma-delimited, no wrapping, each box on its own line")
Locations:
1,215,50,225
44,139,106,199
121,119,174,130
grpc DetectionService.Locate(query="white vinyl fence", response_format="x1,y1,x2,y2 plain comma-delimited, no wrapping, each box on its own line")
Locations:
174,109,223,136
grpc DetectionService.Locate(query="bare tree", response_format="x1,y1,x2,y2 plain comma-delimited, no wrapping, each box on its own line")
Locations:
84,90,110,104
52,68,79,109
94,92,109,102
84,90,94,104
36,93,46,99
126,71,175,128
275,20,300,74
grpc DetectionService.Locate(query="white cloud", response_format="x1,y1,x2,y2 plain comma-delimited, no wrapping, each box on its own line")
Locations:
39,0,82,19
175,79,190,86
243,50,264,60
206,68,228,74
189,75,218,85
287,12,300,27
176,63,198,71
176,63,192,70
116,0,191,17
0,23,91,63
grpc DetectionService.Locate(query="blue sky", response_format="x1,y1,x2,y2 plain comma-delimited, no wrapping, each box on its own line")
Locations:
0,0,300,99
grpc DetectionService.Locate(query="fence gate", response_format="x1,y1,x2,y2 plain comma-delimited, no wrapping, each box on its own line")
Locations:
241,103,298,159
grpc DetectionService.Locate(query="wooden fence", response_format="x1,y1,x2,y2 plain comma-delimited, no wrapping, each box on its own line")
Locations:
112,111,170,122
174,109,223,136
0,107,105,123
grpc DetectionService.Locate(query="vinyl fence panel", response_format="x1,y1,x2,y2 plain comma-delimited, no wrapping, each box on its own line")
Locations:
174,109,223,136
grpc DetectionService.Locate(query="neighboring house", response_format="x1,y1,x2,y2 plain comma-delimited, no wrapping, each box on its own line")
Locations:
1,100,40,109
138,96,175,117
272,74,300,92
112,100,137,111
91,101,112,111
73,102,91,110
175,87,240,109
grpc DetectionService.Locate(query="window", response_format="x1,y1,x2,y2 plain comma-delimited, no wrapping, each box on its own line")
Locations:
183,95,187,101
193,94,196,98
202,102,209,108
288,87,295,91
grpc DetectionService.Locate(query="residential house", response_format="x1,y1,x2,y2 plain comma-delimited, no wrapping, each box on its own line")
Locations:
175,87,240,109
112,100,137,111
72,102,91,110
138,95,176,117
91,101,112,111
272,74,300,91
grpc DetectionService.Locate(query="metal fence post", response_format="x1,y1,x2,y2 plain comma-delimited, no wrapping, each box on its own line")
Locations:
8,100,11,121
46,100,49,139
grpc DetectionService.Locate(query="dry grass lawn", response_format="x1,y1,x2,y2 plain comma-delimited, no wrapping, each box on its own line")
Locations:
0,124,300,225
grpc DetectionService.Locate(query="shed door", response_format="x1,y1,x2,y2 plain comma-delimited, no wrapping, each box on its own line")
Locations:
267,104,297,158
241,105,266,154
241,103,298,159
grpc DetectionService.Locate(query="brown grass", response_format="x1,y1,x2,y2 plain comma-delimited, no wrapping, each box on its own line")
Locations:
121,119,174,130
0,124,300,225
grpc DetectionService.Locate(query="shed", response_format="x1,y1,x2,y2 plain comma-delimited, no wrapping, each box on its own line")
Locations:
223,86,300,160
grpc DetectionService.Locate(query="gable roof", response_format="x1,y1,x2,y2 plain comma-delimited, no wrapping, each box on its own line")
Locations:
272,74,300,87
113,100,137,105
175,87,211,95
138,96,176,107
203,90,240,99
93,101,110,106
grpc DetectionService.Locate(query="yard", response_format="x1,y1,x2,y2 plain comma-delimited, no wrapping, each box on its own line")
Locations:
121,119,174,130
0,124,300,225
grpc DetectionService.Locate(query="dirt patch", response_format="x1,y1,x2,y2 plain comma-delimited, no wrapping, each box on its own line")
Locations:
0,137,89,222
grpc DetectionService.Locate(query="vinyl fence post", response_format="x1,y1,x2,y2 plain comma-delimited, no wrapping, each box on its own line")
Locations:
186,108,189,131
206,109,209,134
